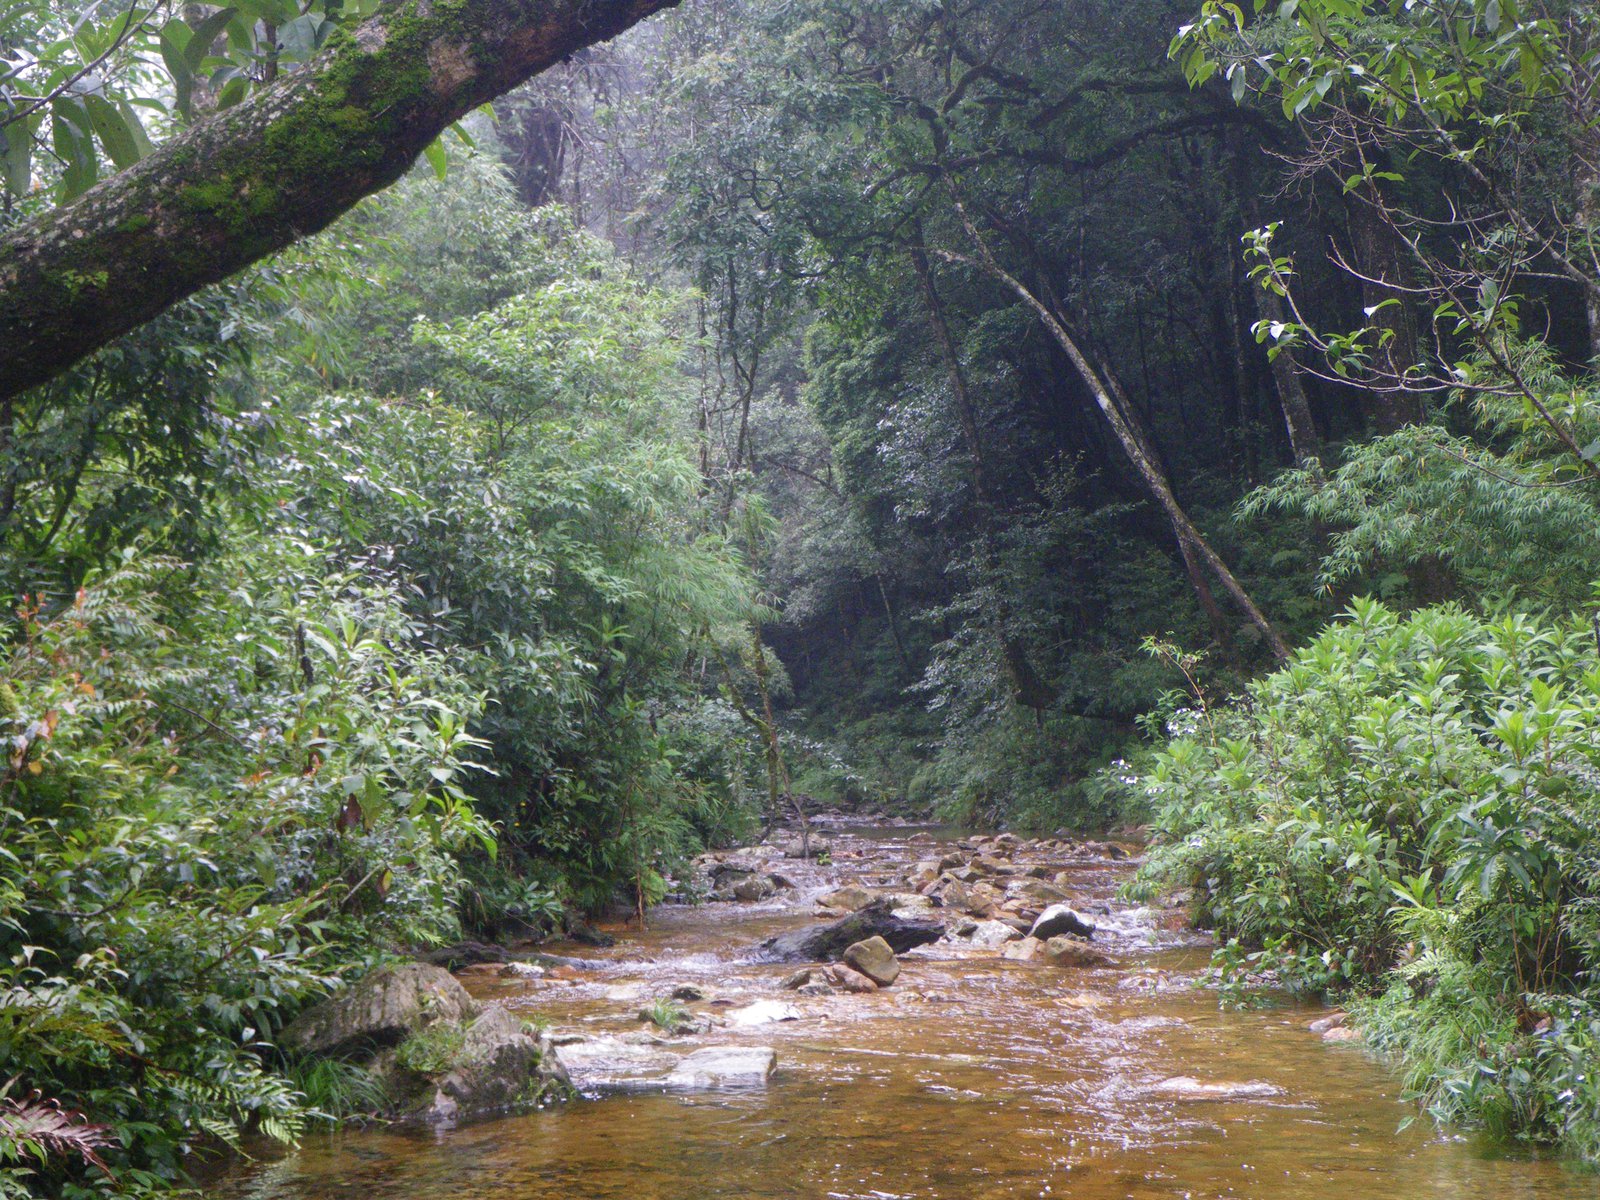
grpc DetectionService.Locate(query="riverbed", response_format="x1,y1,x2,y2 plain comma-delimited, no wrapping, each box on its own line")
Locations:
210,822,1594,1199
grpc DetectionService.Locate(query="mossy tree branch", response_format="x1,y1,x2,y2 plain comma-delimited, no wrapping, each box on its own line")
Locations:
0,0,680,402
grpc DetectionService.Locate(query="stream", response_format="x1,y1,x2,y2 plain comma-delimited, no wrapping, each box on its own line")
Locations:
210,821,1594,1199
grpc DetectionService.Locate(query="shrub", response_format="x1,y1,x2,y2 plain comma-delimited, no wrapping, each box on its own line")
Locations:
1132,598,1600,1158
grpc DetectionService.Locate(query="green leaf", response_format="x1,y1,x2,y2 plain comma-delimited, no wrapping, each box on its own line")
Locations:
185,7,240,72
422,137,448,180
160,26,196,120
49,97,97,200
0,110,39,197
83,94,140,170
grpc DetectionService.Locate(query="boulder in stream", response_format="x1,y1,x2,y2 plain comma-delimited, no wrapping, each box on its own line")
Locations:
280,963,476,1057
282,964,569,1123
665,1046,777,1090
755,897,944,963
842,936,900,986
1041,936,1112,968
818,885,877,912
1028,903,1096,941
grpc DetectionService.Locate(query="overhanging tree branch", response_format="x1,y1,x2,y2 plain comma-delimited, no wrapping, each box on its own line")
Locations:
0,0,680,403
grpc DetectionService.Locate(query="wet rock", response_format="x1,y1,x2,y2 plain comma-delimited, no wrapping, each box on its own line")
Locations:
1322,1026,1362,1044
400,1005,569,1122
1143,1076,1282,1102
779,835,833,859
727,1000,801,1027
1028,903,1096,941
499,962,547,980
945,918,1023,949
671,983,707,1002
781,968,820,991
1002,937,1046,962
1007,878,1072,907
1041,936,1112,968
756,898,944,963
281,964,477,1058
842,936,900,987
553,1037,682,1093
419,941,507,970
1308,1011,1347,1035
828,965,880,993
565,920,616,948
732,875,778,902
665,1046,777,1090
709,859,762,886
818,885,877,912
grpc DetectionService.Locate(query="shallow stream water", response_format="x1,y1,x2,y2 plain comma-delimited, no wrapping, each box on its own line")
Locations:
210,822,1595,1199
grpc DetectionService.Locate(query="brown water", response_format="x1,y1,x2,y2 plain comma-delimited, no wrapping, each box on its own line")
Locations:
211,823,1595,1199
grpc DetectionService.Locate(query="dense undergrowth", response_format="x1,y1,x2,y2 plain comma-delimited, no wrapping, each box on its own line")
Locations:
0,158,772,1196
1130,598,1600,1161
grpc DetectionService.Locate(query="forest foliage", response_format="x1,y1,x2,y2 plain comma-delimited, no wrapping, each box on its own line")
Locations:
5,0,1600,1189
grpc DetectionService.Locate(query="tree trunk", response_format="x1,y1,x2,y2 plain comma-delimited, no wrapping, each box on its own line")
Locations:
941,243,1290,661
1345,186,1424,432
0,0,679,402
1256,288,1325,472
909,234,1058,712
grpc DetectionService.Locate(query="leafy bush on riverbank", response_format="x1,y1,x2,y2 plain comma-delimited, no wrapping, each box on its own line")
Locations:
1131,599,1600,1159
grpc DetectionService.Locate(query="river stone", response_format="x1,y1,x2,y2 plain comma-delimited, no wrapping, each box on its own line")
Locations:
1029,903,1096,941
727,999,800,1027
818,885,877,911
830,965,879,993
1143,1076,1282,1102
755,897,944,963
1042,936,1112,968
1002,936,1046,962
1308,1010,1347,1035
945,918,1022,949
280,964,477,1058
665,1046,777,1090
1007,878,1072,906
779,835,833,859
733,875,778,902
553,1037,682,1093
405,1005,568,1123
842,936,900,986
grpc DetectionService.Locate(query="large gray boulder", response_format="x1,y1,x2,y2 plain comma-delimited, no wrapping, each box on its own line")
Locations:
756,898,944,962
280,963,477,1058
395,1006,571,1123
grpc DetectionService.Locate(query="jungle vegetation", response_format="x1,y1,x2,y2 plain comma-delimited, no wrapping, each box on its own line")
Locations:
3,0,1600,1190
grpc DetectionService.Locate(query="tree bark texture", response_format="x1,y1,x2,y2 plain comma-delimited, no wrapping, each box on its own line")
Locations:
0,0,680,402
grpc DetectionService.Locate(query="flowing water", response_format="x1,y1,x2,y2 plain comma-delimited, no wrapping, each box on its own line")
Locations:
210,823,1595,1199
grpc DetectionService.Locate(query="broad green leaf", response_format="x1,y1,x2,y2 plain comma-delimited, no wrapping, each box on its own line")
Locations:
422,136,448,180
83,93,140,170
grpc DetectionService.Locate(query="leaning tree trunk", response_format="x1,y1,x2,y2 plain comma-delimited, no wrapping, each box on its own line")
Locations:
0,0,679,402
939,239,1290,661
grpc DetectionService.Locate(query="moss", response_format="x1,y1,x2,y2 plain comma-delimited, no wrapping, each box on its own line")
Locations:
115,213,153,234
